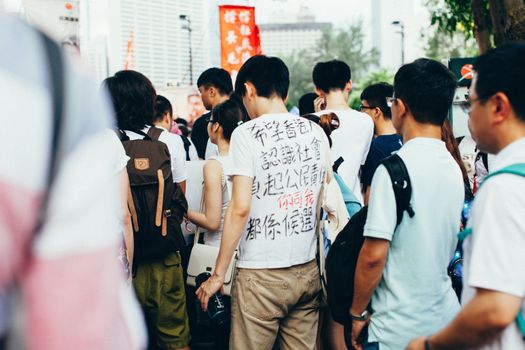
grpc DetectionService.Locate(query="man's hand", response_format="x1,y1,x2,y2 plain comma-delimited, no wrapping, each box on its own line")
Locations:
314,96,326,112
350,316,370,350
195,274,224,311
405,336,427,350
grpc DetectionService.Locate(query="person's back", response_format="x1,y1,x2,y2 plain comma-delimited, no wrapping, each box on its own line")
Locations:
231,113,327,267
196,55,328,350
104,70,190,350
359,83,402,203
351,58,463,350
367,137,462,347
312,60,374,203
0,16,144,349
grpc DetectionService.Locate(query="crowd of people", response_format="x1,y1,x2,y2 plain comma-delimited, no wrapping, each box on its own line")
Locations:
1,16,524,350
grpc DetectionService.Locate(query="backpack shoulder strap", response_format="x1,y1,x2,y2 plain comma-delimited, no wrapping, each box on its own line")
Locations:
381,154,415,227
147,126,163,141
33,32,64,236
180,135,192,161
482,163,525,183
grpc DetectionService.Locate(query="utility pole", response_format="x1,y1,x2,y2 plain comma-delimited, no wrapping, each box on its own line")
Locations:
180,14,193,86
391,20,405,65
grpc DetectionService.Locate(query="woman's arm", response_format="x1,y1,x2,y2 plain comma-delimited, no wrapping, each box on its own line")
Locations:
187,159,223,232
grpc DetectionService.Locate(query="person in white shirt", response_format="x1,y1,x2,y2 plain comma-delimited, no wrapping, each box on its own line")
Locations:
196,55,329,349
152,95,188,192
406,42,525,350
187,99,244,247
312,60,374,204
351,58,463,350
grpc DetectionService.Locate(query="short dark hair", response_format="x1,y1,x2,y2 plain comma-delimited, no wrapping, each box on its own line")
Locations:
298,92,317,115
235,55,289,100
103,70,156,130
394,58,456,125
210,99,244,140
153,95,172,122
360,83,393,118
197,67,233,96
474,42,525,122
312,60,351,93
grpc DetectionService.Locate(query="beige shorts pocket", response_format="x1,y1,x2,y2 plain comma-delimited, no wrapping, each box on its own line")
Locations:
240,274,289,321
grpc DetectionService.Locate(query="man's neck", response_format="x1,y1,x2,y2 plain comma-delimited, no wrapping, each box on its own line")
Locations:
153,122,168,131
375,118,398,136
401,117,442,143
254,97,288,117
325,91,350,111
212,95,230,109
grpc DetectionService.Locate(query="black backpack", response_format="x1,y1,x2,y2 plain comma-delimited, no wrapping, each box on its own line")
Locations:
120,127,187,263
325,154,415,325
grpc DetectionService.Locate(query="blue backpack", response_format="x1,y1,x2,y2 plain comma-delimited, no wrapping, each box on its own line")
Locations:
332,157,362,218
452,163,525,340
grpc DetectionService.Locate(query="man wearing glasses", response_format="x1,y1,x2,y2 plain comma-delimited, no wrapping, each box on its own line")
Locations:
406,42,525,350
359,83,402,204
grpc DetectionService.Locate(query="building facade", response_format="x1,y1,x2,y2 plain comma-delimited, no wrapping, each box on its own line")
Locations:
106,0,210,88
258,21,329,57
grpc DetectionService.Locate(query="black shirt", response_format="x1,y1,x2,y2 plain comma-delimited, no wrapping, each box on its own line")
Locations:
191,111,210,159
361,134,403,187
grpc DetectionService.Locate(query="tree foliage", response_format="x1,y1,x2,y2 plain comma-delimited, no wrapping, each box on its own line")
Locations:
427,0,525,52
282,22,379,107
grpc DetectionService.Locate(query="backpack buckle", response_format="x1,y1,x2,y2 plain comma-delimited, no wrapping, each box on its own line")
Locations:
164,209,172,218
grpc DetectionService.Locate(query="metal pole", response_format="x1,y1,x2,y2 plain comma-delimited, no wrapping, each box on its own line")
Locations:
400,23,405,65
188,20,193,86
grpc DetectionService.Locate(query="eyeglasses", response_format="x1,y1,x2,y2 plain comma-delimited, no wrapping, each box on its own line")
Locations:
205,116,216,123
359,105,378,112
386,97,397,108
460,95,484,114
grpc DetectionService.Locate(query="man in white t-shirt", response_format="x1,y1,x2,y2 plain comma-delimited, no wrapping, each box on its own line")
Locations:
350,58,463,350
152,95,188,191
312,60,374,204
407,43,525,350
196,55,328,349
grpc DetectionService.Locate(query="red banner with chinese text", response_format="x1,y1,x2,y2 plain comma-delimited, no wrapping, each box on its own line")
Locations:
219,5,261,80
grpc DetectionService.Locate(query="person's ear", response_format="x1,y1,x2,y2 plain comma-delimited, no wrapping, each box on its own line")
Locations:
212,122,220,133
345,80,352,93
209,86,216,98
163,112,171,125
396,98,408,119
490,92,512,126
244,82,256,101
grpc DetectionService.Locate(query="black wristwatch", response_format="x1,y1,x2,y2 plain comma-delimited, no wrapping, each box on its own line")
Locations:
350,309,370,321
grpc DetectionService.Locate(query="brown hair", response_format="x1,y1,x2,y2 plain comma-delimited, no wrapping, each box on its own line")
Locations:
442,119,469,186
301,112,340,147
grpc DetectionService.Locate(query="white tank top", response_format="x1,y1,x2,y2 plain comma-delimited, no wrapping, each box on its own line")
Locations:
203,155,231,247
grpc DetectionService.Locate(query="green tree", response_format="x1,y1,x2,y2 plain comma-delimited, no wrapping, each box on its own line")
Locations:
422,26,479,60
428,0,525,53
282,22,379,107
348,68,394,110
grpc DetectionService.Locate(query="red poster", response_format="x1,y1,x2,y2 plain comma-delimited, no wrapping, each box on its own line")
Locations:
219,5,261,81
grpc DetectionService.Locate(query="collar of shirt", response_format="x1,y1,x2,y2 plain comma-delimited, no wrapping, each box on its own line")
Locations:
402,137,445,149
490,137,525,171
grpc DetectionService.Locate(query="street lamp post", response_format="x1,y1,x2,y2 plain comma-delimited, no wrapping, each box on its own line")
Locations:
391,20,405,65
179,14,193,86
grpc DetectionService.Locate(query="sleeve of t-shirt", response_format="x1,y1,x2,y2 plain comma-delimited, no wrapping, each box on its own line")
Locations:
361,141,380,187
363,164,397,241
227,127,255,178
467,179,525,297
170,135,188,183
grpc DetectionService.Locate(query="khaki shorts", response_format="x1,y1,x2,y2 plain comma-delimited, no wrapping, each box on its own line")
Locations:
230,259,321,350
133,252,191,350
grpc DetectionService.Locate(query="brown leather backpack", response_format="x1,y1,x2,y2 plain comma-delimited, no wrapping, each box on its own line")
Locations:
120,127,187,263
